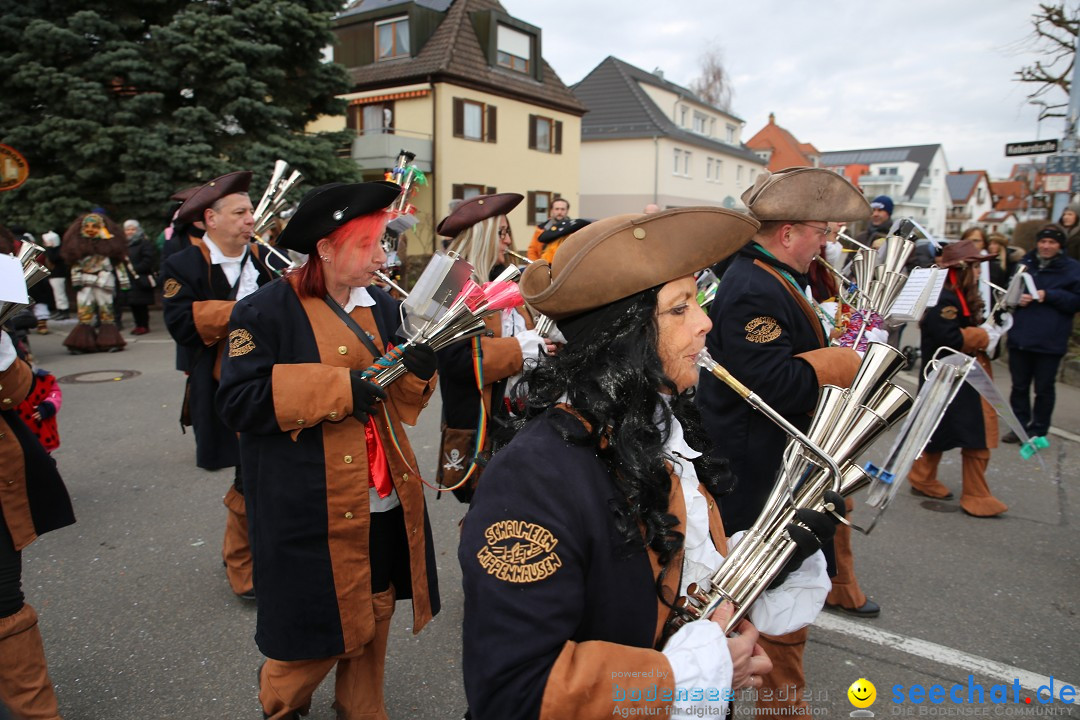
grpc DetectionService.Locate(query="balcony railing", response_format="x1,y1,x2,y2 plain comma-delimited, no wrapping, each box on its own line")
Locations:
347,128,433,172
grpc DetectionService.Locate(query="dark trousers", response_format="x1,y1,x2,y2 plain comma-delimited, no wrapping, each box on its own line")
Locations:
116,304,150,329
0,516,24,618
1008,348,1063,437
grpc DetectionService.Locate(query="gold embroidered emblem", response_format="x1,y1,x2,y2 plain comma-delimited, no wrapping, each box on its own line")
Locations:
477,520,562,583
940,306,958,320
162,279,181,298
228,329,256,357
745,316,782,344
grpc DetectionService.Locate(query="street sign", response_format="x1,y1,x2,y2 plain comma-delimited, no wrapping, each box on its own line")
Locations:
1044,174,1073,192
1005,139,1059,156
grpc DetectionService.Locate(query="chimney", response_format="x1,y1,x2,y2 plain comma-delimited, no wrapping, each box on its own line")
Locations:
653,67,664,80
769,112,775,125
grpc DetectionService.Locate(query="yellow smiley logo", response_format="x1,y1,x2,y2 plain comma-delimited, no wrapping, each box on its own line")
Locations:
848,678,876,708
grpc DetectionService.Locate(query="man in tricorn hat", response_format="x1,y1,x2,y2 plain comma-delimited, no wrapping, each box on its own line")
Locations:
696,167,874,716
160,170,277,601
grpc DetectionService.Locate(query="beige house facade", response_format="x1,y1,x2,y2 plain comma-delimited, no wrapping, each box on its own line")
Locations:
315,0,585,253
572,57,766,218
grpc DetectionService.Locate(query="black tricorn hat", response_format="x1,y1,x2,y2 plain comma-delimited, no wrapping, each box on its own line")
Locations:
538,217,590,244
436,193,523,237
174,171,253,223
276,181,401,254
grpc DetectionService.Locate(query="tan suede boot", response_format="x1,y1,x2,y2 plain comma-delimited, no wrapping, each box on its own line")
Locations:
907,452,954,500
0,604,62,719
959,449,1007,517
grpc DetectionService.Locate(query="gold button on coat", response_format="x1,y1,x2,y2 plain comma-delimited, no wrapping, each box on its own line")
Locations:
401,473,409,482
296,419,305,426
343,455,353,464
329,411,338,419
338,345,348,355
345,512,354,519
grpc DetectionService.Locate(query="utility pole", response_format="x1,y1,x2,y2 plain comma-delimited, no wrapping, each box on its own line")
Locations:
1050,31,1080,221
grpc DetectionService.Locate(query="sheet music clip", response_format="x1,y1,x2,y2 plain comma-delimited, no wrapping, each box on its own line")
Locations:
1019,436,1050,460
864,461,894,485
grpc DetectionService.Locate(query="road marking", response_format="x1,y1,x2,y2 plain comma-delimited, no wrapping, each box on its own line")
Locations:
813,612,1077,692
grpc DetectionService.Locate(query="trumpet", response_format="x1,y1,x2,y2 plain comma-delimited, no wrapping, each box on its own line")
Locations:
660,343,913,644
495,249,559,338
0,242,51,326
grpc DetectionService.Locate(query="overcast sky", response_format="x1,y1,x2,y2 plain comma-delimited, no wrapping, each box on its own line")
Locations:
500,0,1069,179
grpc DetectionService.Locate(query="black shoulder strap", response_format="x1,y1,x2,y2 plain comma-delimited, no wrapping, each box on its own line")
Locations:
322,295,383,358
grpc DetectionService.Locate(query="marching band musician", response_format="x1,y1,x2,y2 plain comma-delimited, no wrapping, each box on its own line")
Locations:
696,168,871,716
0,331,75,719
907,239,1008,517
160,170,277,601
216,182,440,720
459,208,838,720
433,193,553,502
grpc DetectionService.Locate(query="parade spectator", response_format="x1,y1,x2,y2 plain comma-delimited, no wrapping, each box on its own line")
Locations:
961,226,987,252
1002,224,1080,443
986,233,1021,290
908,240,1007,517
15,364,63,453
40,231,71,321
526,197,570,261
218,182,440,720
1058,205,1080,261
116,219,159,335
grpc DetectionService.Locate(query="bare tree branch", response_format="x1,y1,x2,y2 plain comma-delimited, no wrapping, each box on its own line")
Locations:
1016,1,1080,111
689,43,733,112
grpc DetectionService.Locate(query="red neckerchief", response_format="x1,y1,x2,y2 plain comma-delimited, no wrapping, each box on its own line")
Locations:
949,268,971,317
365,419,393,498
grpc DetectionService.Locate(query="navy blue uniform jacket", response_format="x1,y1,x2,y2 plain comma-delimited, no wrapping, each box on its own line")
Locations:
918,285,995,452
460,407,730,720
696,246,860,533
161,241,275,470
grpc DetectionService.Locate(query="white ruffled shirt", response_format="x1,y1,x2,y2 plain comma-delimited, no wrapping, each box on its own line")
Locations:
658,398,830,713
202,235,261,301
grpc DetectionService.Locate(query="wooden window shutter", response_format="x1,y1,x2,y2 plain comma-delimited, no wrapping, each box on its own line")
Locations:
528,115,537,150
485,186,497,194
453,98,464,138
452,184,464,200
554,120,563,154
527,191,536,222
486,105,497,143
346,105,357,131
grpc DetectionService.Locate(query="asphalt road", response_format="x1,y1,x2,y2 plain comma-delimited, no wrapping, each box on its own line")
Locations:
15,312,1080,719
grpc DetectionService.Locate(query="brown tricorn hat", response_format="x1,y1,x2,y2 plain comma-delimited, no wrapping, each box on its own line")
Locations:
436,193,523,237
170,185,200,203
175,170,253,224
741,167,869,223
938,239,992,268
520,207,759,320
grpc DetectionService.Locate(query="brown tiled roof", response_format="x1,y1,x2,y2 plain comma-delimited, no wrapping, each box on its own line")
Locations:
991,180,1029,211
340,0,586,115
745,114,819,171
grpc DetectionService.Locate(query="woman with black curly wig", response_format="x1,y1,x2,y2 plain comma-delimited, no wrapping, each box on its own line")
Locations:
459,208,838,720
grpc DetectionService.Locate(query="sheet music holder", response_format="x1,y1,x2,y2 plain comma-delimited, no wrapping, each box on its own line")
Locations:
887,266,946,322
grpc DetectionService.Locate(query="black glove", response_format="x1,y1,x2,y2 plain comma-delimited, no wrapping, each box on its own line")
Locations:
36,401,56,420
768,492,846,590
349,372,387,423
400,342,437,381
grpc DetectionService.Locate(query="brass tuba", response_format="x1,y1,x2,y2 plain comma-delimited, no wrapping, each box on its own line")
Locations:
659,343,913,645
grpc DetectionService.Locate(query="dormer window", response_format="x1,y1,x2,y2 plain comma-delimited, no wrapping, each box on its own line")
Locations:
496,24,530,73
376,16,409,61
